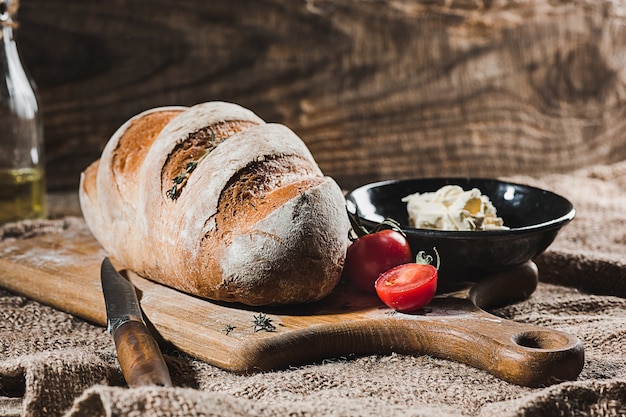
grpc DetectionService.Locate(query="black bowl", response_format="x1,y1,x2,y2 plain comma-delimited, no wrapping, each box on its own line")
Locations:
345,178,575,280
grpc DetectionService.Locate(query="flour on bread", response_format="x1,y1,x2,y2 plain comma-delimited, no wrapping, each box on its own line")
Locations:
79,101,349,305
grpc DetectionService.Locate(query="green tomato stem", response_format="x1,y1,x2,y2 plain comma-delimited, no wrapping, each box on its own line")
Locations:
416,247,440,270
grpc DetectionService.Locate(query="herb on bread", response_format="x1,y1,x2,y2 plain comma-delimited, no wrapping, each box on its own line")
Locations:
166,131,225,200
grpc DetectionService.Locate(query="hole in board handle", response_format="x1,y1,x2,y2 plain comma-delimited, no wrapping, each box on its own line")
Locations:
512,331,571,350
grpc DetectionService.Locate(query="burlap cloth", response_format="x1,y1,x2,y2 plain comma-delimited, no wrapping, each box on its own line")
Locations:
1,161,625,417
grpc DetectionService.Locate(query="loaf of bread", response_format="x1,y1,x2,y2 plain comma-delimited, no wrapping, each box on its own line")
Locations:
79,101,350,305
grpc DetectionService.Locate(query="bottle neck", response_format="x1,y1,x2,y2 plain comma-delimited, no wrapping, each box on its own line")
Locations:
1,20,16,71
2,23,16,55
0,20,38,120
1,0,24,74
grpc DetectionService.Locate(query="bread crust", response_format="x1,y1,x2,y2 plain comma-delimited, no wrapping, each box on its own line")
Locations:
79,101,349,305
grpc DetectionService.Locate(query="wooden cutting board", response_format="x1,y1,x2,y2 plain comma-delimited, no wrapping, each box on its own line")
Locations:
0,226,584,387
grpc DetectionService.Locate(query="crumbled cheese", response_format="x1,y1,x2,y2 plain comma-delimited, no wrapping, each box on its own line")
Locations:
402,185,508,231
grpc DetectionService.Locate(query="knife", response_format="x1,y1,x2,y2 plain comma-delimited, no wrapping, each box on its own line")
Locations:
101,257,173,387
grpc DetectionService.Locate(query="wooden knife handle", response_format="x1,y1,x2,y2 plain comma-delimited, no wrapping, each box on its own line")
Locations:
113,320,173,388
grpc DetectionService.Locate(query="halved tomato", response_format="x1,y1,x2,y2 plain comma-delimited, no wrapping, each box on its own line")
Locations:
375,262,438,312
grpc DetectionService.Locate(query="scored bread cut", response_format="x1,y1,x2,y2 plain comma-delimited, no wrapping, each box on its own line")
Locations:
79,101,350,305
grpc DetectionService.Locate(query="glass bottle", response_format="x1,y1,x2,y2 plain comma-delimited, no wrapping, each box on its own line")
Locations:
0,0,46,224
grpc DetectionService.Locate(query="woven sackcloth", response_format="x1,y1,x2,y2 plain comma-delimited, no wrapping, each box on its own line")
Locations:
0,161,625,417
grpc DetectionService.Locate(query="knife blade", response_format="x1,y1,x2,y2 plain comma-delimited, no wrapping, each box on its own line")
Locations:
101,257,172,387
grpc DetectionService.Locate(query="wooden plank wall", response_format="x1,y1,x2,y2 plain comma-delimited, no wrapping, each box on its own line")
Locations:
17,0,626,191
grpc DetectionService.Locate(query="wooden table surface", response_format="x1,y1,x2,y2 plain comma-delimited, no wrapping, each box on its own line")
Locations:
16,1,626,194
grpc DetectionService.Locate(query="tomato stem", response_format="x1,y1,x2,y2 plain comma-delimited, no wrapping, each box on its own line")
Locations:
346,207,406,240
371,218,405,236
346,208,370,239
415,247,440,270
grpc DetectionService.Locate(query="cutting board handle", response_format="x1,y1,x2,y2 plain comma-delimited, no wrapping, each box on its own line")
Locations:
378,262,584,387
394,299,584,387
462,262,584,386
239,262,584,387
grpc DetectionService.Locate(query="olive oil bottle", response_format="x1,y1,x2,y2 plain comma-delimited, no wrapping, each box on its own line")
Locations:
0,0,47,224
0,167,46,223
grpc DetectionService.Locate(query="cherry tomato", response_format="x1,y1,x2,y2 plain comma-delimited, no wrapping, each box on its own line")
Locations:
375,262,438,312
343,229,413,293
